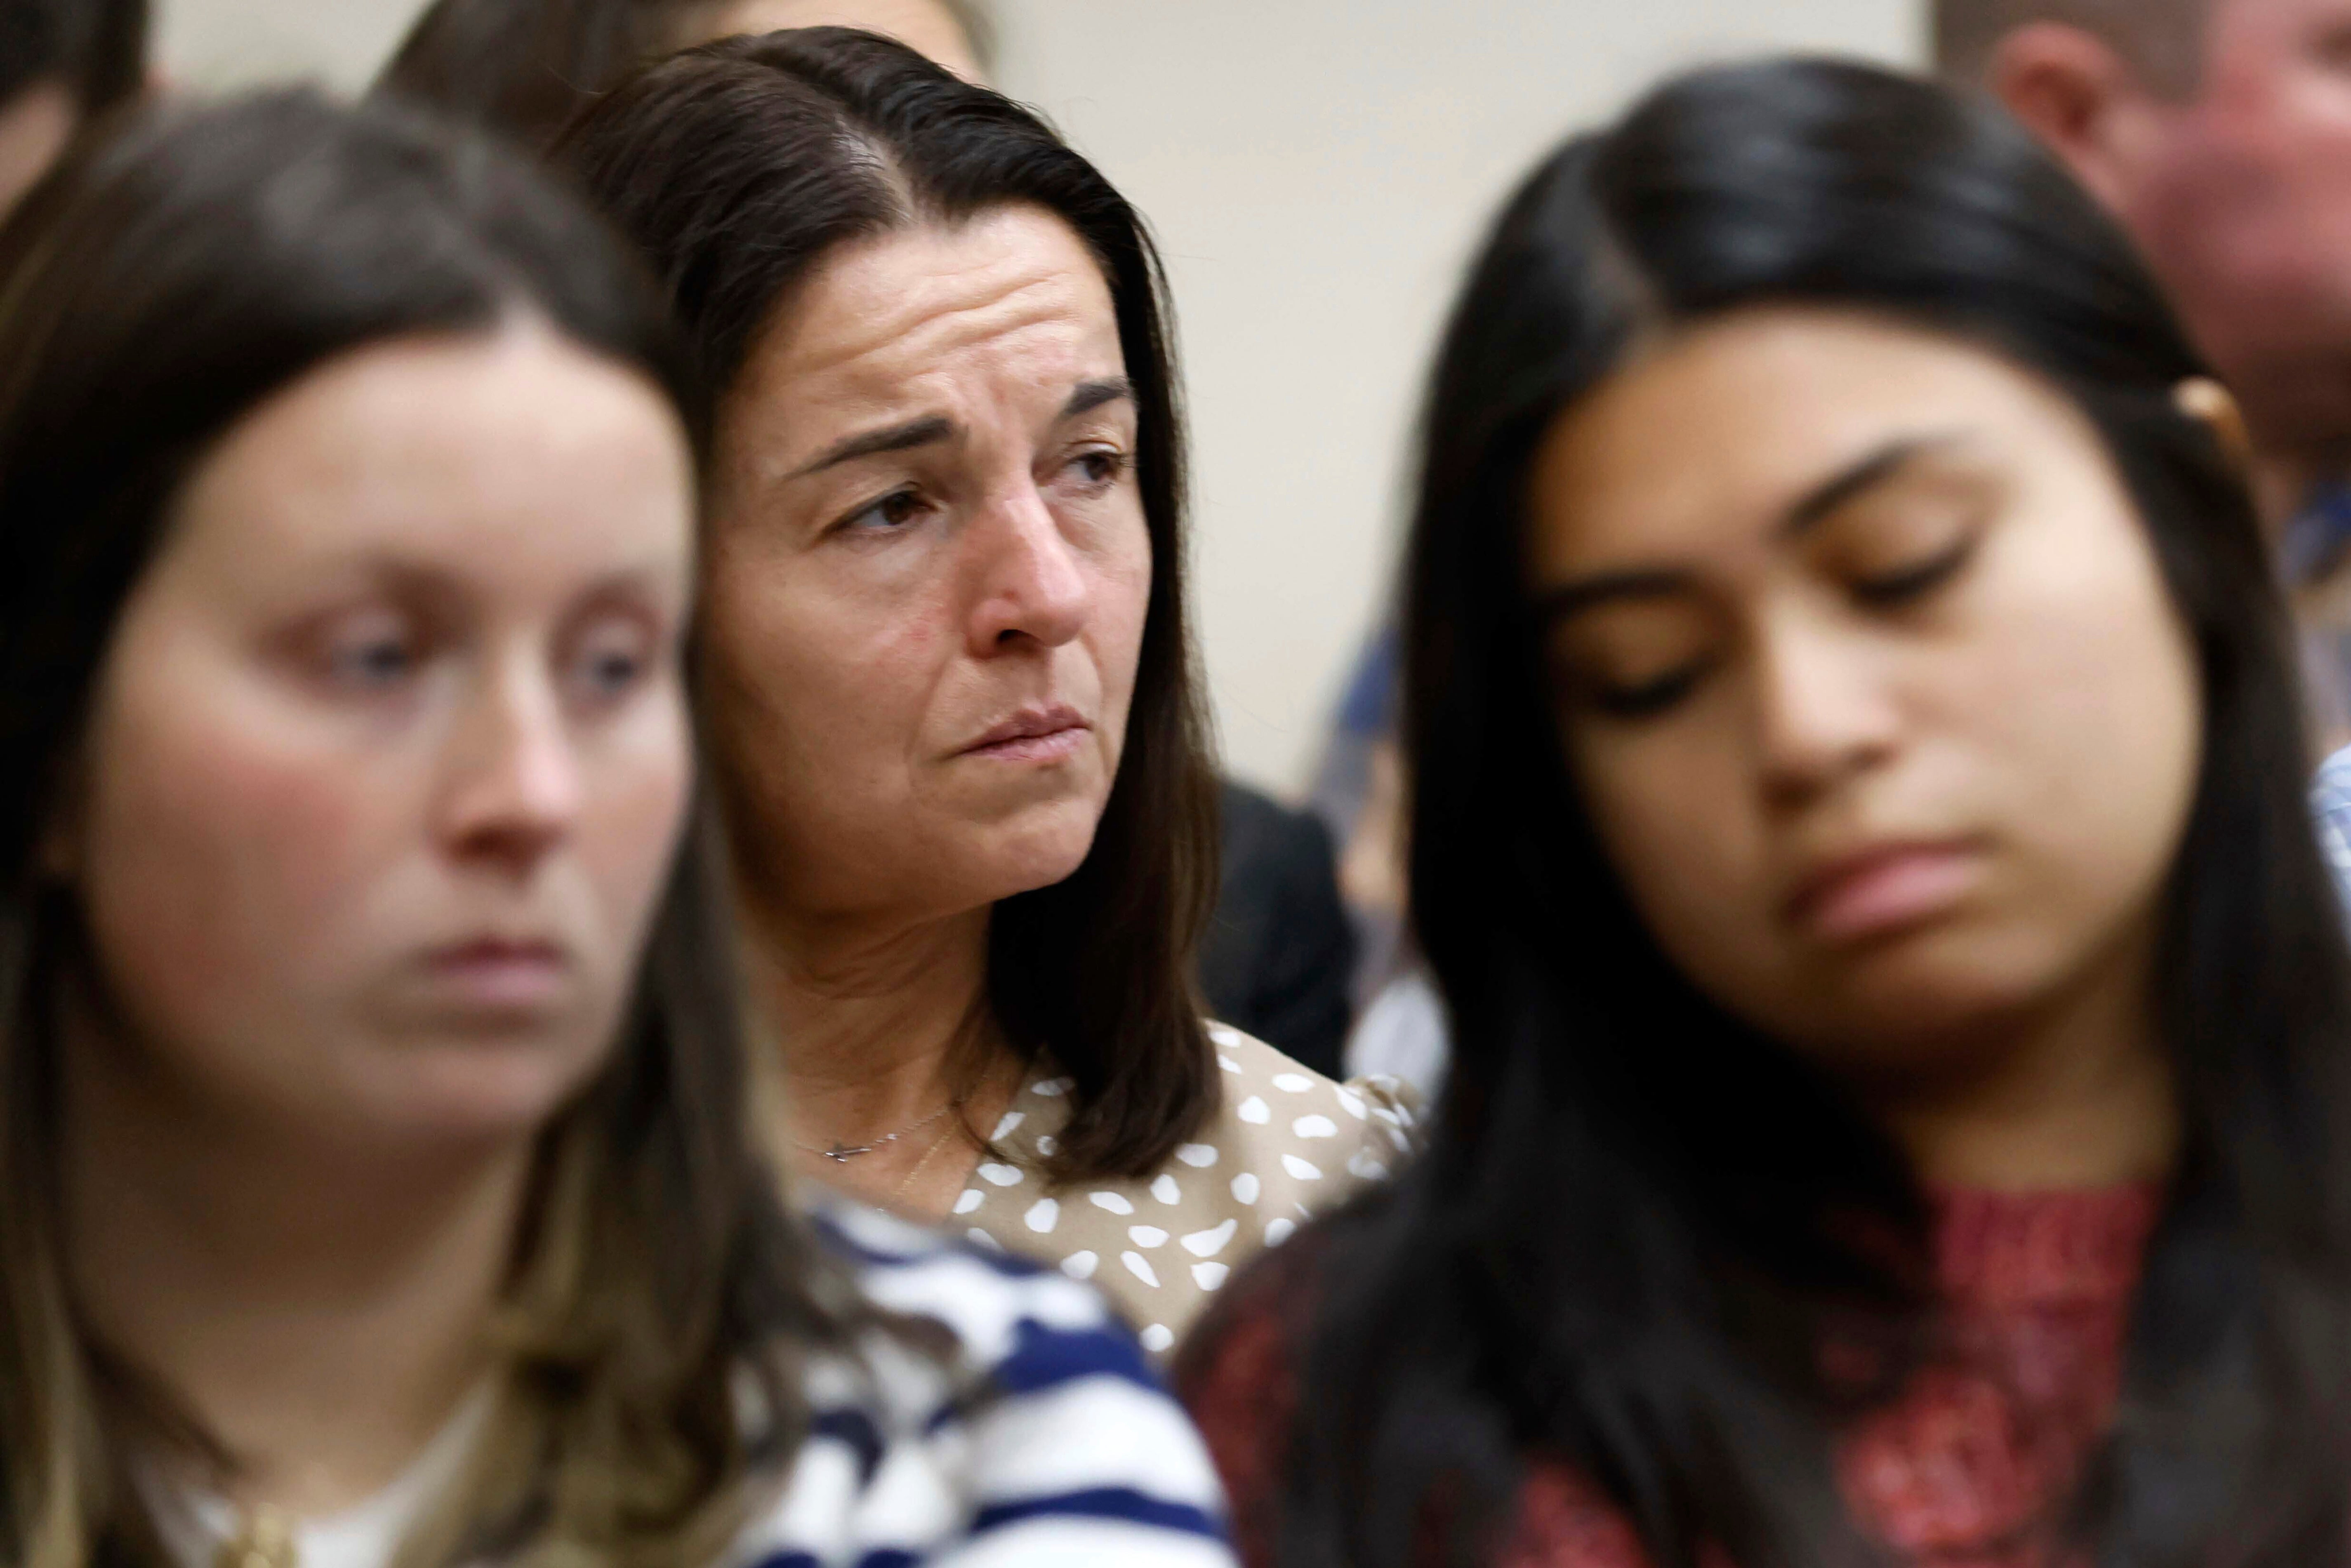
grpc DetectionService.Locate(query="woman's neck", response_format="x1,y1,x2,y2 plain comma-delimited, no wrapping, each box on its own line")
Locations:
1862,921,2179,1192
62,1015,525,1518
739,897,1018,1216
746,899,994,1128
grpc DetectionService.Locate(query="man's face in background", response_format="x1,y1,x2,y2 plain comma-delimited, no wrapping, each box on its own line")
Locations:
2108,0,2351,454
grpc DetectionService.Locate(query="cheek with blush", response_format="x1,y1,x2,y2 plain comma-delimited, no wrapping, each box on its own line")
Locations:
1575,732,1788,1014
72,636,412,1114
697,548,957,904
571,703,695,976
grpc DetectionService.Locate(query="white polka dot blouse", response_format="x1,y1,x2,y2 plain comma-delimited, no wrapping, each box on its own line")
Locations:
949,1022,1422,1358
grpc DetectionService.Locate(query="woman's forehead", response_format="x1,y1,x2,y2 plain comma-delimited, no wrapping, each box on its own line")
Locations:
1523,310,2086,571
759,209,1116,386
720,211,1128,485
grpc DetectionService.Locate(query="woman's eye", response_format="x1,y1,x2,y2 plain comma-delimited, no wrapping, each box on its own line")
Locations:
321,621,420,691
1067,448,1128,489
566,623,656,705
1588,663,1707,720
839,488,929,534
1851,534,1976,607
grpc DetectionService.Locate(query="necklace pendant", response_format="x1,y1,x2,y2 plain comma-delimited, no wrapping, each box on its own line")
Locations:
822,1142,872,1163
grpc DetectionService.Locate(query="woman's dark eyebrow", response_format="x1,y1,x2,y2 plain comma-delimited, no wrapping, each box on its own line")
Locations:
788,414,956,479
777,379,1129,484
1062,377,1133,421
1531,567,1692,626
1779,433,1959,538
1532,434,1965,626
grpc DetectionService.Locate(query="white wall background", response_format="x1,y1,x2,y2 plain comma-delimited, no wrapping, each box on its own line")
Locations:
155,0,1923,794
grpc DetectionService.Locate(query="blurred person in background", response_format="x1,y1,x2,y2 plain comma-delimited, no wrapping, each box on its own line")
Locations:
1310,626,1452,1098
1196,779,1355,1081
1180,57,2351,1568
0,89,1232,1568
1940,0,2351,751
561,28,1416,1358
378,0,990,148
0,0,144,216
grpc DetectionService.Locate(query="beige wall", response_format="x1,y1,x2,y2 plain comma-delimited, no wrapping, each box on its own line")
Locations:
156,0,411,90
155,0,1923,791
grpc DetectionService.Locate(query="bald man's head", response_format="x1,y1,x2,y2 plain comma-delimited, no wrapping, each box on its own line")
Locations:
1934,0,2208,93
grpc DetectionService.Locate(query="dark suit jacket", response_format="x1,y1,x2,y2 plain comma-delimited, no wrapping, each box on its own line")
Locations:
1196,780,1357,1079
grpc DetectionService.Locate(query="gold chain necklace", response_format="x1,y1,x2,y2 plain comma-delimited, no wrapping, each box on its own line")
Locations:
888,1116,966,1203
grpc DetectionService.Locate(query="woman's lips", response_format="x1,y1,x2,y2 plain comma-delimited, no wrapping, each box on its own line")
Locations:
961,705,1091,764
1784,841,1981,945
420,939,574,1011
969,728,1087,764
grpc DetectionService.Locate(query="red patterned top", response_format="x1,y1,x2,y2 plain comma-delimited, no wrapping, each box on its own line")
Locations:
1178,1185,2163,1568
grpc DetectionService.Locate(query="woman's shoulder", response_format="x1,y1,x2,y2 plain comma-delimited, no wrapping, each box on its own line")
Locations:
1168,1212,1322,1567
943,1029,1425,1357
806,1198,1166,1404
1205,1022,1420,1128
1176,1215,1655,1568
723,1200,1236,1568
1196,1021,1423,1212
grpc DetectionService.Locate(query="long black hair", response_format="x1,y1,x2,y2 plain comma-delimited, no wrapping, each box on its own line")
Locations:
1233,57,2351,1568
0,90,863,1568
560,28,1223,1182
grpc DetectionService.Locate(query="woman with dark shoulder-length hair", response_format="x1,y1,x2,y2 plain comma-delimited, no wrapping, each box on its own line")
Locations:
1178,56,2351,1568
375,0,990,150
0,89,1232,1568
558,28,1416,1356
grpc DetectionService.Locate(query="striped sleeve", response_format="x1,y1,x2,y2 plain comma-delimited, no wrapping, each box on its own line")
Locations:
935,1311,1232,1567
2313,744,2351,917
748,1203,1237,1568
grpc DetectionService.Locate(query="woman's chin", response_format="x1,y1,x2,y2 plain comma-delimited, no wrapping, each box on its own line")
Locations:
965,808,1108,899
1774,966,2049,1079
324,1043,606,1156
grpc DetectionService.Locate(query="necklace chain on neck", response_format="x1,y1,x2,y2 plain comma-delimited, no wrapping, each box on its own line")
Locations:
790,1100,960,1164
888,1117,962,1203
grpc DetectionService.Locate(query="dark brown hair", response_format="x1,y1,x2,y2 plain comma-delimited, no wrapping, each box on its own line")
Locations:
0,89,863,1568
0,0,147,115
561,27,1223,1182
375,0,994,153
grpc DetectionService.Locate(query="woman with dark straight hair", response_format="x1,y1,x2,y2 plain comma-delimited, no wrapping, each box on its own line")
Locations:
0,88,1231,1568
1180,57,2351,1568
560,28,1413,1355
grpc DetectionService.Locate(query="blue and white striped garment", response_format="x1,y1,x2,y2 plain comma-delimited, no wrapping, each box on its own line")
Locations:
2315,744,2351,915
726,1201,1239,1568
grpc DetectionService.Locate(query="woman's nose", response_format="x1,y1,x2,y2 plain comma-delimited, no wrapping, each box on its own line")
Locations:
434,660,582,876
964,483,1091,655
1751,605,1903,808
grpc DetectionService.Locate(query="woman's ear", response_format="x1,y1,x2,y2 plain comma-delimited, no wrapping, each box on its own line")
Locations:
2175,377,2255,474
